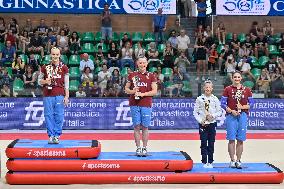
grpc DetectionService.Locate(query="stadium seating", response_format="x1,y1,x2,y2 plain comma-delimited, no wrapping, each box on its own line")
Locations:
132,32,143,42
69,67,81,79
120,67,128,77
13,78,24,92
251,68,262,78
243,80,255,89
19,54,28,63
6,67,12,77
181,81,192,93
95,31,102,42
68,55,81,67
112,32,119,42
225,32,233,42
268,45,280,56
81,32,95,43
144,32,155,43
120,32,131,40
94,43,109,53
237,33,246,43
81,43,95,53
149,67,157,73
60,55,68,64
162,67,173,78
41,55,51,65
258,56,270,67
69,80,80,92
158,44,165,54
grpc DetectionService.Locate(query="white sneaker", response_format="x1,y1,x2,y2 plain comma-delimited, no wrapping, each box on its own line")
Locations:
53,136,60,144
206,163,213,168
136,147,142,157
229,161,236,168
235,161,242,169
141,147,147,157
48,137,54,144
31,91,36,98
195,77,200,81
203,163,208,168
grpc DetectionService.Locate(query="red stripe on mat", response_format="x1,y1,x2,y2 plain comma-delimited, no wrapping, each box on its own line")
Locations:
1,133,284,140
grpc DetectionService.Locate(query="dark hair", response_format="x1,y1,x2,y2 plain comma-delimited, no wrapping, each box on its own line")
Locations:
232,70,242,77
83,66,91,72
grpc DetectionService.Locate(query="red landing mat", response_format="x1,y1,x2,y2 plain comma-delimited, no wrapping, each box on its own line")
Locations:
6,139,101,159
6,163,284,184
7,152,192,172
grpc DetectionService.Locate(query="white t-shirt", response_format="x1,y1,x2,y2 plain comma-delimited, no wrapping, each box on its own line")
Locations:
238,61,251,72
177,35,190,50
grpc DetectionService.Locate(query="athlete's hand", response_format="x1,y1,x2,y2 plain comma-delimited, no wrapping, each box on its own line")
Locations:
133,87,139,94
206,114,214,122
63,97,69,106
237,103,243,110
135,92,144,97
231,110,240,116
46,78,51,85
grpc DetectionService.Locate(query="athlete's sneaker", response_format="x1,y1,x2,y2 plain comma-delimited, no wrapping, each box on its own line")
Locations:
203,163,208,168
235,161,242,169
48,137,54,144
141,147,147,157
206,163,213,168
136,147,142,157
53,136,60,144
229,161,236,168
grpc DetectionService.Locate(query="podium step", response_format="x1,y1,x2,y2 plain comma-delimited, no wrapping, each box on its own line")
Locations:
7,151,192,172
6,139,101,159
6,163,283,184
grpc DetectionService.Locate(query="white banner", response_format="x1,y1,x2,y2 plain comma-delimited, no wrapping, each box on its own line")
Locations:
123,0,176,14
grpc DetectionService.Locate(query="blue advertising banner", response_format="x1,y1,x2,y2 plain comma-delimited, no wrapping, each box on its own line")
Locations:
0,0,176,14
217,0,284,16
0,98,283,130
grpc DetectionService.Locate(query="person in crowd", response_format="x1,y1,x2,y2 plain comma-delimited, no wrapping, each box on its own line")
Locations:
81,66,94,88
167,18,182,36
147,42,161,68
0,17,7,43
196,0,207,28
45,29,57,54
194,33,207,81
0,40,16,67
98,64,111,95
12,56,25,79
1,83,10,97
134,41,146,60
153,8,167,45
216,22,226,45
23,65,37,97
18,30,30,54
120,41,135,71
57,29,69,54
208,44,218,81
256,68,271,97
79,53,95,73
36,18,48,36
69,31,81,55
76,85,86,98
163,42,175,68
108,42,120,68
167,30,179,54
50,19,60,35
21,18,33,36
7,17,19,37
27,31,44,57
101,3,112,42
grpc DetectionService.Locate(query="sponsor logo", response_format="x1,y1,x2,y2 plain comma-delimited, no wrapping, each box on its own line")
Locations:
114,101,133,127
23,101,44,127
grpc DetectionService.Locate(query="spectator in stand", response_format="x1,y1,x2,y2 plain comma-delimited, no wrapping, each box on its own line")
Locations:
45,29,57,54
50,19,60,35
57,29,69,54
0,17,7,43
194,33,207,81
0,40,16,67
134,41,146,60
69,31,81,55
254,32,268,58
101,3,112,42
5,29,17,47
249,21,261,41
108,42,120,68
166,66,183,97
23,65,37,97
155,66,164,97
177,29,190,57
210,0,216,15
184,0,193,17
7,18,19,37
239,41,252,59
0,68,12,87
216,22,226,45
271,67,284,98
1,83,10,97
163,42,174,68
18,30,30,54
36,18,48,36
237,57,254,80
167,30,178,55
28,31,44,57
27,53,40,73
167,18,182,36
195,24,204,38
153,8,167,45
256,68,271,97
218,44,234,74
243,35,254,52
147,42,161,68
62,24,71,37
76,85,86,98
278,57,284,72
98,64,111,94
208,44,218,81
21,18,33,36
109,68,122,96
120,41,135,71
271,67,281,82
81,66,94,88
225,55,237,83
262,20,274,44
95,46,108,67
120,33,132,48
196,0,207,29
174,51,190,80
12,56,25,79
90,81,102,97
266,56,278,74
204,25,214,47
278,34,284,59
230,33,240,53
79,53,94,73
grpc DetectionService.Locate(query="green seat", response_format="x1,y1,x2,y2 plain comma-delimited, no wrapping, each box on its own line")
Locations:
7,67,12,77
68,55,81,66
33,54,41,63
41,55,51,65
69,67,81,78
268,45,280,55
112,32,119,42
89,54,95,62
0,42,5,51
243,80,255,89
249,56,258,68
163,81,173,88
81,43,95,53
258,56,269,67
95,43,109,53
162,67,173,78
251,68,261,78
149,67,157,73
81,32,95,43
69,80,80,92
237,33,246,43
95,31,102,42
144,32,155,43
158,44,165,54
13,78,24,92
120,67,128,77
19,54,28,63
94,66,102,74
181,81,192,93
217,44,224,54
226,32,233,42
273,33,282,44
120,32,131,40
60,55,68,64
145,43,151,51
132,32,143,42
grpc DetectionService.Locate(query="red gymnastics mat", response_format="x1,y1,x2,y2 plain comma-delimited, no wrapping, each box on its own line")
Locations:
6,139,101,159
6,163,283,184
7,151,192,172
